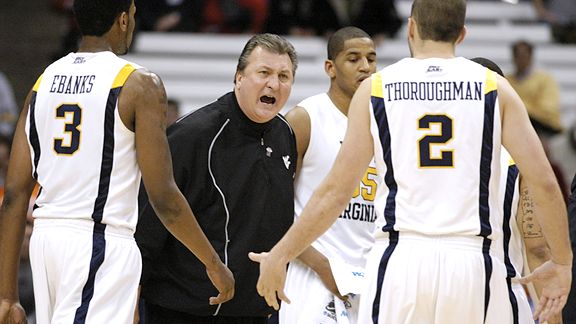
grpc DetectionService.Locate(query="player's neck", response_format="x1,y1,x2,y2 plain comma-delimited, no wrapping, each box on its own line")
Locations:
411,41,456,59
77,37,114,53
327,86,352,116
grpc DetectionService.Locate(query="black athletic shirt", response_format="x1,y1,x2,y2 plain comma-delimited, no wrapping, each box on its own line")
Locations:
136,92,297,316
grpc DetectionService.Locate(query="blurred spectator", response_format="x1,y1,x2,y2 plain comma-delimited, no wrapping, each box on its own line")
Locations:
50,0,80,59
506,40,563,136
137,0,267,33
167,98,181,126
0,71,18,138
202,0,268,33
137,0,204,32
0,134,11,186
532,0,576,44
506,40,569,201
265,0,402,41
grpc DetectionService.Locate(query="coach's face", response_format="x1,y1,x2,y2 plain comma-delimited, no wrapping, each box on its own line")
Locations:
234,47,294,123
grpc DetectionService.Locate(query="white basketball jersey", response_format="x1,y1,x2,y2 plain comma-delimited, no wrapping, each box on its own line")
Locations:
369,57,502,239
499,149,535,323
26,52,142,231
499,148,523,278
295,93,378,267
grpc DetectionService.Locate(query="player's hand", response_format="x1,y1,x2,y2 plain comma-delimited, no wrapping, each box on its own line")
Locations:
248,251,290,310
518,260,571,323
316,267,347,301
296,247,347,301
0,299,27,324
540,312,563,324
205,261,235,305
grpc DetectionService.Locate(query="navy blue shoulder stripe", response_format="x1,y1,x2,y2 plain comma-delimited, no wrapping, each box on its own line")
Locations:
28,91,41,180
478,89,497,237
371,95,397,232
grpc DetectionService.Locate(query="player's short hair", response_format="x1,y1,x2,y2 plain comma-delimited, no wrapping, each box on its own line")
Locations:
471,57,504,77
327,27,372,60
511,40,533,57
235,33,298,83
73,0,132,36
411,0,466,43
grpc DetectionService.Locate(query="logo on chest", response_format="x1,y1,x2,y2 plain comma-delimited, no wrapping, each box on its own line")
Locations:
283,155,291,169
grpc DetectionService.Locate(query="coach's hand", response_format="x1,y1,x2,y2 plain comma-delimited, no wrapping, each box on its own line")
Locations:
249,251,290,310
206,261,235,305
0,299,26,324
519,260,571,323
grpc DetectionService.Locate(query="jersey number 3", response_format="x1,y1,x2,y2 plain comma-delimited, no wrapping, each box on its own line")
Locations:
418,114,453,168
54,104,81,155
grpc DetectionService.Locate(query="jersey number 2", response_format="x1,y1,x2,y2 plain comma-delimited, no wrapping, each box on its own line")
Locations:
54,104,81,155
418,114,453,167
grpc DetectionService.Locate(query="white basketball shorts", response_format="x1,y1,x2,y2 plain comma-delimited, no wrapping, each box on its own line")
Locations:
29,218,141,324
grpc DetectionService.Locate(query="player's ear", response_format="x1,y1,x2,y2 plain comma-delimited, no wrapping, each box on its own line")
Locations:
118,11,129,32
324,60,336,79
456,25,467,45
407,17,416,40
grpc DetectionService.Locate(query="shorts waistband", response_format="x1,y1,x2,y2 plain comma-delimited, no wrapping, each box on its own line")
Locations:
378,231,489,250
33,218,135,238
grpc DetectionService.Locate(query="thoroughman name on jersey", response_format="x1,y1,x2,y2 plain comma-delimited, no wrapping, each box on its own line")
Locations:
50,74,96,94
384,81,483,102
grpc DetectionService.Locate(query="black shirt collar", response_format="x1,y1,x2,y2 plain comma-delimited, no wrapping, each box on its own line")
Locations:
220,91,274,137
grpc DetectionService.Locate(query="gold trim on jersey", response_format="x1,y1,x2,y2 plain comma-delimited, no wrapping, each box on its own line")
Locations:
112,64,136,88
371,72,383,98
484,69,497,94
33,74,44,92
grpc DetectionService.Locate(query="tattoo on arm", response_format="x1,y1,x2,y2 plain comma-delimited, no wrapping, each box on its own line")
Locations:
520,186,544,239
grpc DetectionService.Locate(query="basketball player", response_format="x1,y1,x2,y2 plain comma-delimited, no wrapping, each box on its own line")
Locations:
279,26,377,323
250,0,572,323
498,148,564,324
0,0,234,323
472,57,561,324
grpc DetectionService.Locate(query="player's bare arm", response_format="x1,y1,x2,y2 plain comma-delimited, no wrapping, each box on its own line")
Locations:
518,178,551,271
250,77,374,309
297,247,345,300
0,91,37,324
285,106,311,176
516,179,563,324
123,69,234,304
285,105,345,300
499,74,572,322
